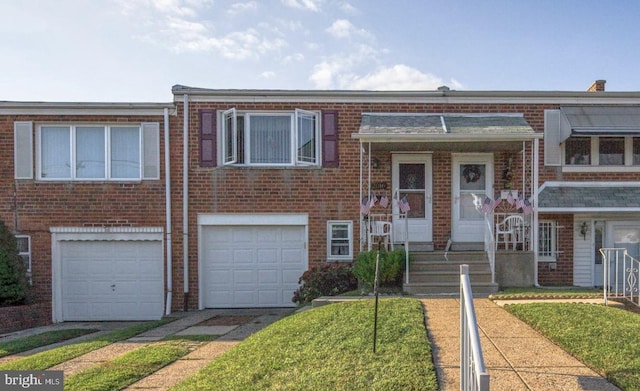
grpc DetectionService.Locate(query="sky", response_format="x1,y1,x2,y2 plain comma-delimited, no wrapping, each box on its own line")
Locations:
1,0,640,102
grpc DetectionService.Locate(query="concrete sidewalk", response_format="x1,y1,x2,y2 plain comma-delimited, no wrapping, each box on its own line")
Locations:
421,298,621,391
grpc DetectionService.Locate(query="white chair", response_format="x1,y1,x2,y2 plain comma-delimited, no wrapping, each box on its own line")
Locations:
495,215,524,250
368,214,393,251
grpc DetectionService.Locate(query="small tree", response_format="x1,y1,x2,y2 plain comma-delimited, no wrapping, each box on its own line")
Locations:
0,220,27,306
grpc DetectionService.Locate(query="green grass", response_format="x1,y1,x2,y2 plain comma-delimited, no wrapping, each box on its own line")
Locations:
505,303,640,390
171,298,437,391
65,340,192,391
0,318,173,371
489,286,601,300
0,329,98,358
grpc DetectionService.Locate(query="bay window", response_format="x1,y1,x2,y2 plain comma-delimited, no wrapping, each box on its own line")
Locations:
222,108,320,166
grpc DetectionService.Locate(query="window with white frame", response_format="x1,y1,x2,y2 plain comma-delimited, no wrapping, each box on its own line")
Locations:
327,221,353,261
37,124,159,180
538,220,557,260
16,235,31,274
222,108,320,166
564,136,640,166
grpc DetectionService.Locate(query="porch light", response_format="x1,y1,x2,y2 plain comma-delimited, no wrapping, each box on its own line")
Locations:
580,221,589,240
371,157,380,169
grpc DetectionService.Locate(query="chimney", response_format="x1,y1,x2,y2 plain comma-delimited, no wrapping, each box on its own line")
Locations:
587,79,606,92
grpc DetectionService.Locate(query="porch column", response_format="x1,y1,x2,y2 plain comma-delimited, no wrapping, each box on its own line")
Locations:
533,138,540,286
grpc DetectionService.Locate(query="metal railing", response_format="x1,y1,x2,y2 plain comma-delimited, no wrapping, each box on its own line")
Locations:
600,248,640,308
460,265,490,391
483,213,496,284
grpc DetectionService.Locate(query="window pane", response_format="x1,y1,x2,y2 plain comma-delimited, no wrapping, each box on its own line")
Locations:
400,164,425,189
111,127,140,178
599,137,624,165
41,126,71,178
565,138,590,165
76,127,105,178
538,221,554,257
633,138,640,165
297,112,316,163
400,192,425,218
249,116,291,164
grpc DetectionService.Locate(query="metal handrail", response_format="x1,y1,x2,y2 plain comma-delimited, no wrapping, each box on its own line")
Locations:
460,265,490,391
483,213,496,284
600,248,640,308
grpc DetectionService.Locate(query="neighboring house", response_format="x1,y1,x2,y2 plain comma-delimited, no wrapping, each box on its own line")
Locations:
2,102,173,322
4,80,640,323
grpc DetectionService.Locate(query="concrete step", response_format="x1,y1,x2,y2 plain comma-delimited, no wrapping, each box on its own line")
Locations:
409,270,493,284
403,282,499,296
410,251,488,263
410,260,491,273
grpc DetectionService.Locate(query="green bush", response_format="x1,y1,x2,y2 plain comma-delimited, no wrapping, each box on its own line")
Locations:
0,220,27,306
292,263,357,305
352,248,406,291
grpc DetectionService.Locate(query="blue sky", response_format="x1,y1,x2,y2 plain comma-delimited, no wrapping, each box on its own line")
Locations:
1,0,639,102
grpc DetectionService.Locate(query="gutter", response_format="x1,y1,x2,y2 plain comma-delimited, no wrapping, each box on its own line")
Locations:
182,94,190,311
164,108,173,315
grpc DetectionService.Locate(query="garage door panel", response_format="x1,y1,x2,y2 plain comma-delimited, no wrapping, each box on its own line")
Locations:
258,270,278,283
61,240,163,321
202,224,306,308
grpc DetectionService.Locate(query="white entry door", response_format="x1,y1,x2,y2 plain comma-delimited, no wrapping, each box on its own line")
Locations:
452,154,493,242
391,154,432,243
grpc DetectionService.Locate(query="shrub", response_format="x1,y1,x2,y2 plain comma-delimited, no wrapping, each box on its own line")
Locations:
352,248,406,291
292,263,357,305
0,220,27,306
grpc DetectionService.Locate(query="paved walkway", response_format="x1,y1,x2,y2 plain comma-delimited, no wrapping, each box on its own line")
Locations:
421,298,621,391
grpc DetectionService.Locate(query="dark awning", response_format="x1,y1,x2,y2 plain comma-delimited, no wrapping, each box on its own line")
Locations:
538,182,640,212
354,113,540,143
560,106,640,139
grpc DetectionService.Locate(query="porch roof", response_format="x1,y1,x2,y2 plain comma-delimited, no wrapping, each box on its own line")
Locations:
538,182,640,212
353,113,541,143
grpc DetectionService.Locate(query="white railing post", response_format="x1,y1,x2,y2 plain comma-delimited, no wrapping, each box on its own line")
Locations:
601,248,640,309
460,264,490,391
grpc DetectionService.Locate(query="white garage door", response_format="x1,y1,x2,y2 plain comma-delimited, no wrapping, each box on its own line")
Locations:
61,241,164,321
201,225,307,308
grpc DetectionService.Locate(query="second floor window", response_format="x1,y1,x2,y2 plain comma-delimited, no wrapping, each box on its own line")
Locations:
222,108,319,166
564,136,640,167
38,124,159,181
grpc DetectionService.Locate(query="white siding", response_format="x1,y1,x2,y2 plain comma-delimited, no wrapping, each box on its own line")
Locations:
573,216,593,286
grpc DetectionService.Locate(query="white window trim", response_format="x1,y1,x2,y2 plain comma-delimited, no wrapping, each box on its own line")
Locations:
220,109,321,167
327,220,353,261
15,235,31,273
562,135,640,172
36,124,150,181
538,220,558,262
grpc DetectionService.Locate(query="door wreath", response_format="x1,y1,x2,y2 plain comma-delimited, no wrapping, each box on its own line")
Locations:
462,165,482,183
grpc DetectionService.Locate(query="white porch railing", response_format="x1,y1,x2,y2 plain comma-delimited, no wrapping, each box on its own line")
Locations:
600,248,640,308
460,264,490,391
493,212,530,252
483,212,496,284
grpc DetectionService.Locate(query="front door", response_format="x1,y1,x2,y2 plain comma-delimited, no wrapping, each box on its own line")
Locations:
452,154,493,242
391,154,432,243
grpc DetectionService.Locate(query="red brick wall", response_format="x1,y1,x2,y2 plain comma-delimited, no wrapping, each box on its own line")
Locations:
538,214,574,285
0,302,51,334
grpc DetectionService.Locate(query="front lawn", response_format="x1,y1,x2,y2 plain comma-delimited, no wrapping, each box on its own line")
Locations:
0,319,173,371
172,298,437,391
0,329,97,358
490,287,601,300
506,303,640,390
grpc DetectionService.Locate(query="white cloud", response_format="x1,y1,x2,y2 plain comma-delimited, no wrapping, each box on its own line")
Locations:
227,1,258,15
283,53,305,62
348,65,464,90
280,0,321,12
326,19,373,40
338,2,358,15
309,44,381,89
261,71,276,78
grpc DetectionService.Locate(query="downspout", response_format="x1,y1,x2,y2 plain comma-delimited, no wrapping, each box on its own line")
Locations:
182,94,190,310
533,138,540,286
359,143,363,252
164,108,173,316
